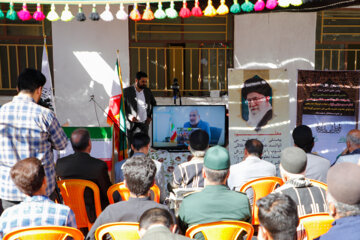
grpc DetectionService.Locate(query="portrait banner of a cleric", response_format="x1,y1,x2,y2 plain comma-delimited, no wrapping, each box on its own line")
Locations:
241,75,274,132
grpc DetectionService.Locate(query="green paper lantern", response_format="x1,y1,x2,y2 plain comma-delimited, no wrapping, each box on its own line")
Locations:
0,9,4,20
6,3,18,21
230,0,241,14
241,0,254,12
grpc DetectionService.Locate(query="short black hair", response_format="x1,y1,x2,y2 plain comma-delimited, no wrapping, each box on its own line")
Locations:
131,132,150,151
139,208,174,230
136,71,148,80
123,155,156,196
292,125,314,153
189,129,209,151
17,68,46,93
70,128,90,152
10,157,45,196
257,193,299,240
245,139,263,157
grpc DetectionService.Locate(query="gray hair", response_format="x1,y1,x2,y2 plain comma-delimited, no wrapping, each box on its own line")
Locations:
327,192,360,218
347,131,360,147
189,146,206,157
204,166,228,183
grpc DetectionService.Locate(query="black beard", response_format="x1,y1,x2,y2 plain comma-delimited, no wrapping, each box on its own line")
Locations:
138,85,146,89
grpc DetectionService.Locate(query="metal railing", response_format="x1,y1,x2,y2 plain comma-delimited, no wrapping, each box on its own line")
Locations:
315,48,360,70
129,46,233,94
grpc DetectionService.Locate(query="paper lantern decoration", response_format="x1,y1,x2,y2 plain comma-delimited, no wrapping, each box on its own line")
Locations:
116,3,128,20
18,3,32,21
191,0,203,17
33,3,45,21
165,1,178,19
266,0,278,9
241,0,254,12
130,3,142,21
6,2,18,21
230,0,241,14
204,0,216,17
180,0,191,18
46,3,59,21
76,4,86,21
89,4,100,21
0,8,4,20
291,0,302,6
143,2,154,21
100,3,114,21
278,0,290,7
216,0,229,15
61,4,74,22
254,0,265,11
154,2,166,19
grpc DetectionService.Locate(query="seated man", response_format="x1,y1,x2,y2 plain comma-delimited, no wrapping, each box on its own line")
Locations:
316,162,360,239
335,129,360,165
114,132,166,202
139,208,191,240
183,109,211,141
86,155,174,240
257,193,299,240
178,146,251,237
0,158,76,238
171,130,209,189
56,128,112,222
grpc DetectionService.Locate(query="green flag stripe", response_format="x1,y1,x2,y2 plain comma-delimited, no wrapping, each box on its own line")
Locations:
62,127,112,139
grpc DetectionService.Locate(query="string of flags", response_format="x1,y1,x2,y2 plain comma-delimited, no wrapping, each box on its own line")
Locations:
0,0,303,22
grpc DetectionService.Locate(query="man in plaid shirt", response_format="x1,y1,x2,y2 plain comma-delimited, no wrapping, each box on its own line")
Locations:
0,157,76,239
0,68,68,210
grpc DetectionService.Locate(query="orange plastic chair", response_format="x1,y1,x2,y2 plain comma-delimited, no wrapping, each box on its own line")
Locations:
299,213,334,240
57,179,102,231
185,220,254,240
239,176,284,225
95,222,140,240
309,179,328,191
107,182,160,204
3,226,84,240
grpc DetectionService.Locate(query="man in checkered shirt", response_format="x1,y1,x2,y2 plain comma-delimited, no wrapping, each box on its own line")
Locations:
0,158,76,239
0,68,68,211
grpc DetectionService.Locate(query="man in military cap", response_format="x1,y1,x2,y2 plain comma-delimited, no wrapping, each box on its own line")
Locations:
316,162,360,239
242,75,273,131
178,146,251,237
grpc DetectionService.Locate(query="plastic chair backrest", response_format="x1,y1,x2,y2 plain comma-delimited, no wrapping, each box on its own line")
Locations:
299,213,334,240
185,220,254,240
309,179,328,191
95,222,140,240
57,179,102,231
3,226,84,240
107,182,160,204
239,176,284,225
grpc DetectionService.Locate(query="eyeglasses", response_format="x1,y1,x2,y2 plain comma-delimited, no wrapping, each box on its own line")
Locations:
245,96,266,104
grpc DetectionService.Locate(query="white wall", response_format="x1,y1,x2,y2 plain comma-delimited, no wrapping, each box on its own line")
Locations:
52,5,129,126
233,12,317,131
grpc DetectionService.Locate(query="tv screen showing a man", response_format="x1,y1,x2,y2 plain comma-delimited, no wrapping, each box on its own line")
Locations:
241,75,274,132
183,109,211,141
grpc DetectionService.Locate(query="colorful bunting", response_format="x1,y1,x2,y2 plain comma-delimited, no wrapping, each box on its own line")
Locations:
143,1,154,20
130,3,142,21
33,3,45,21
191,0,203,17
266,0,278,9
76,4,86,21
6,2,18,21
0,8,4,20
89,4,100,21
278,0,290,8
61,4,74,21
230,0,241,14
154,2,166,19
100,3,114,21
204,0,217,17
18,3,32,21
180,0,191,18
46,3,59,21
291,0,302,6
254,0,265,11
165,1,178,19
217,0,229,15
116,3,128,20
241,0,254,12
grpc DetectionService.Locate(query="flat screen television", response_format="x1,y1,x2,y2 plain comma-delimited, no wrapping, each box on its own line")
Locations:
152,105,226,150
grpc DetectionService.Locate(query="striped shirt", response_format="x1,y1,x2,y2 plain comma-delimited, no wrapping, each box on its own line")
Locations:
172,157,204,189
0,195,76,239
0,95,68,201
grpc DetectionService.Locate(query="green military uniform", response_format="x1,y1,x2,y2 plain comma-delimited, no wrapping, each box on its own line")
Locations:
178,185,252,233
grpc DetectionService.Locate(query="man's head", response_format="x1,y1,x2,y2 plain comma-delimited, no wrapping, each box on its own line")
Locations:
257,193,299,240
139,208,175,236
10,157,46,196
346,129,360,153
242,75,272,117
279,147,307,182
327,162,360,220
189,130,209,157
123,155,156,197
244,139,263,158
203,146,230,185
292,125,314,153
131,132,150,154
135,71,148,90
17,68,46,103
189,109,200,126
70,128,91,153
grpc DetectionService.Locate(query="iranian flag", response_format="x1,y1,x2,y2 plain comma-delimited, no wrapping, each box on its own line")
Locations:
107,59,128,160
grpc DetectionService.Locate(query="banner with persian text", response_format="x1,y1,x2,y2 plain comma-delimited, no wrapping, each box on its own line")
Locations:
297,70,360,165
228,69,290,172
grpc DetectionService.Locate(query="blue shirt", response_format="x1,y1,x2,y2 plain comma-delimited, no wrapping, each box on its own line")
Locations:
316,215,360,240
0,95,68,201
183,120,211,142
0,195,76,239
335,148,360,165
